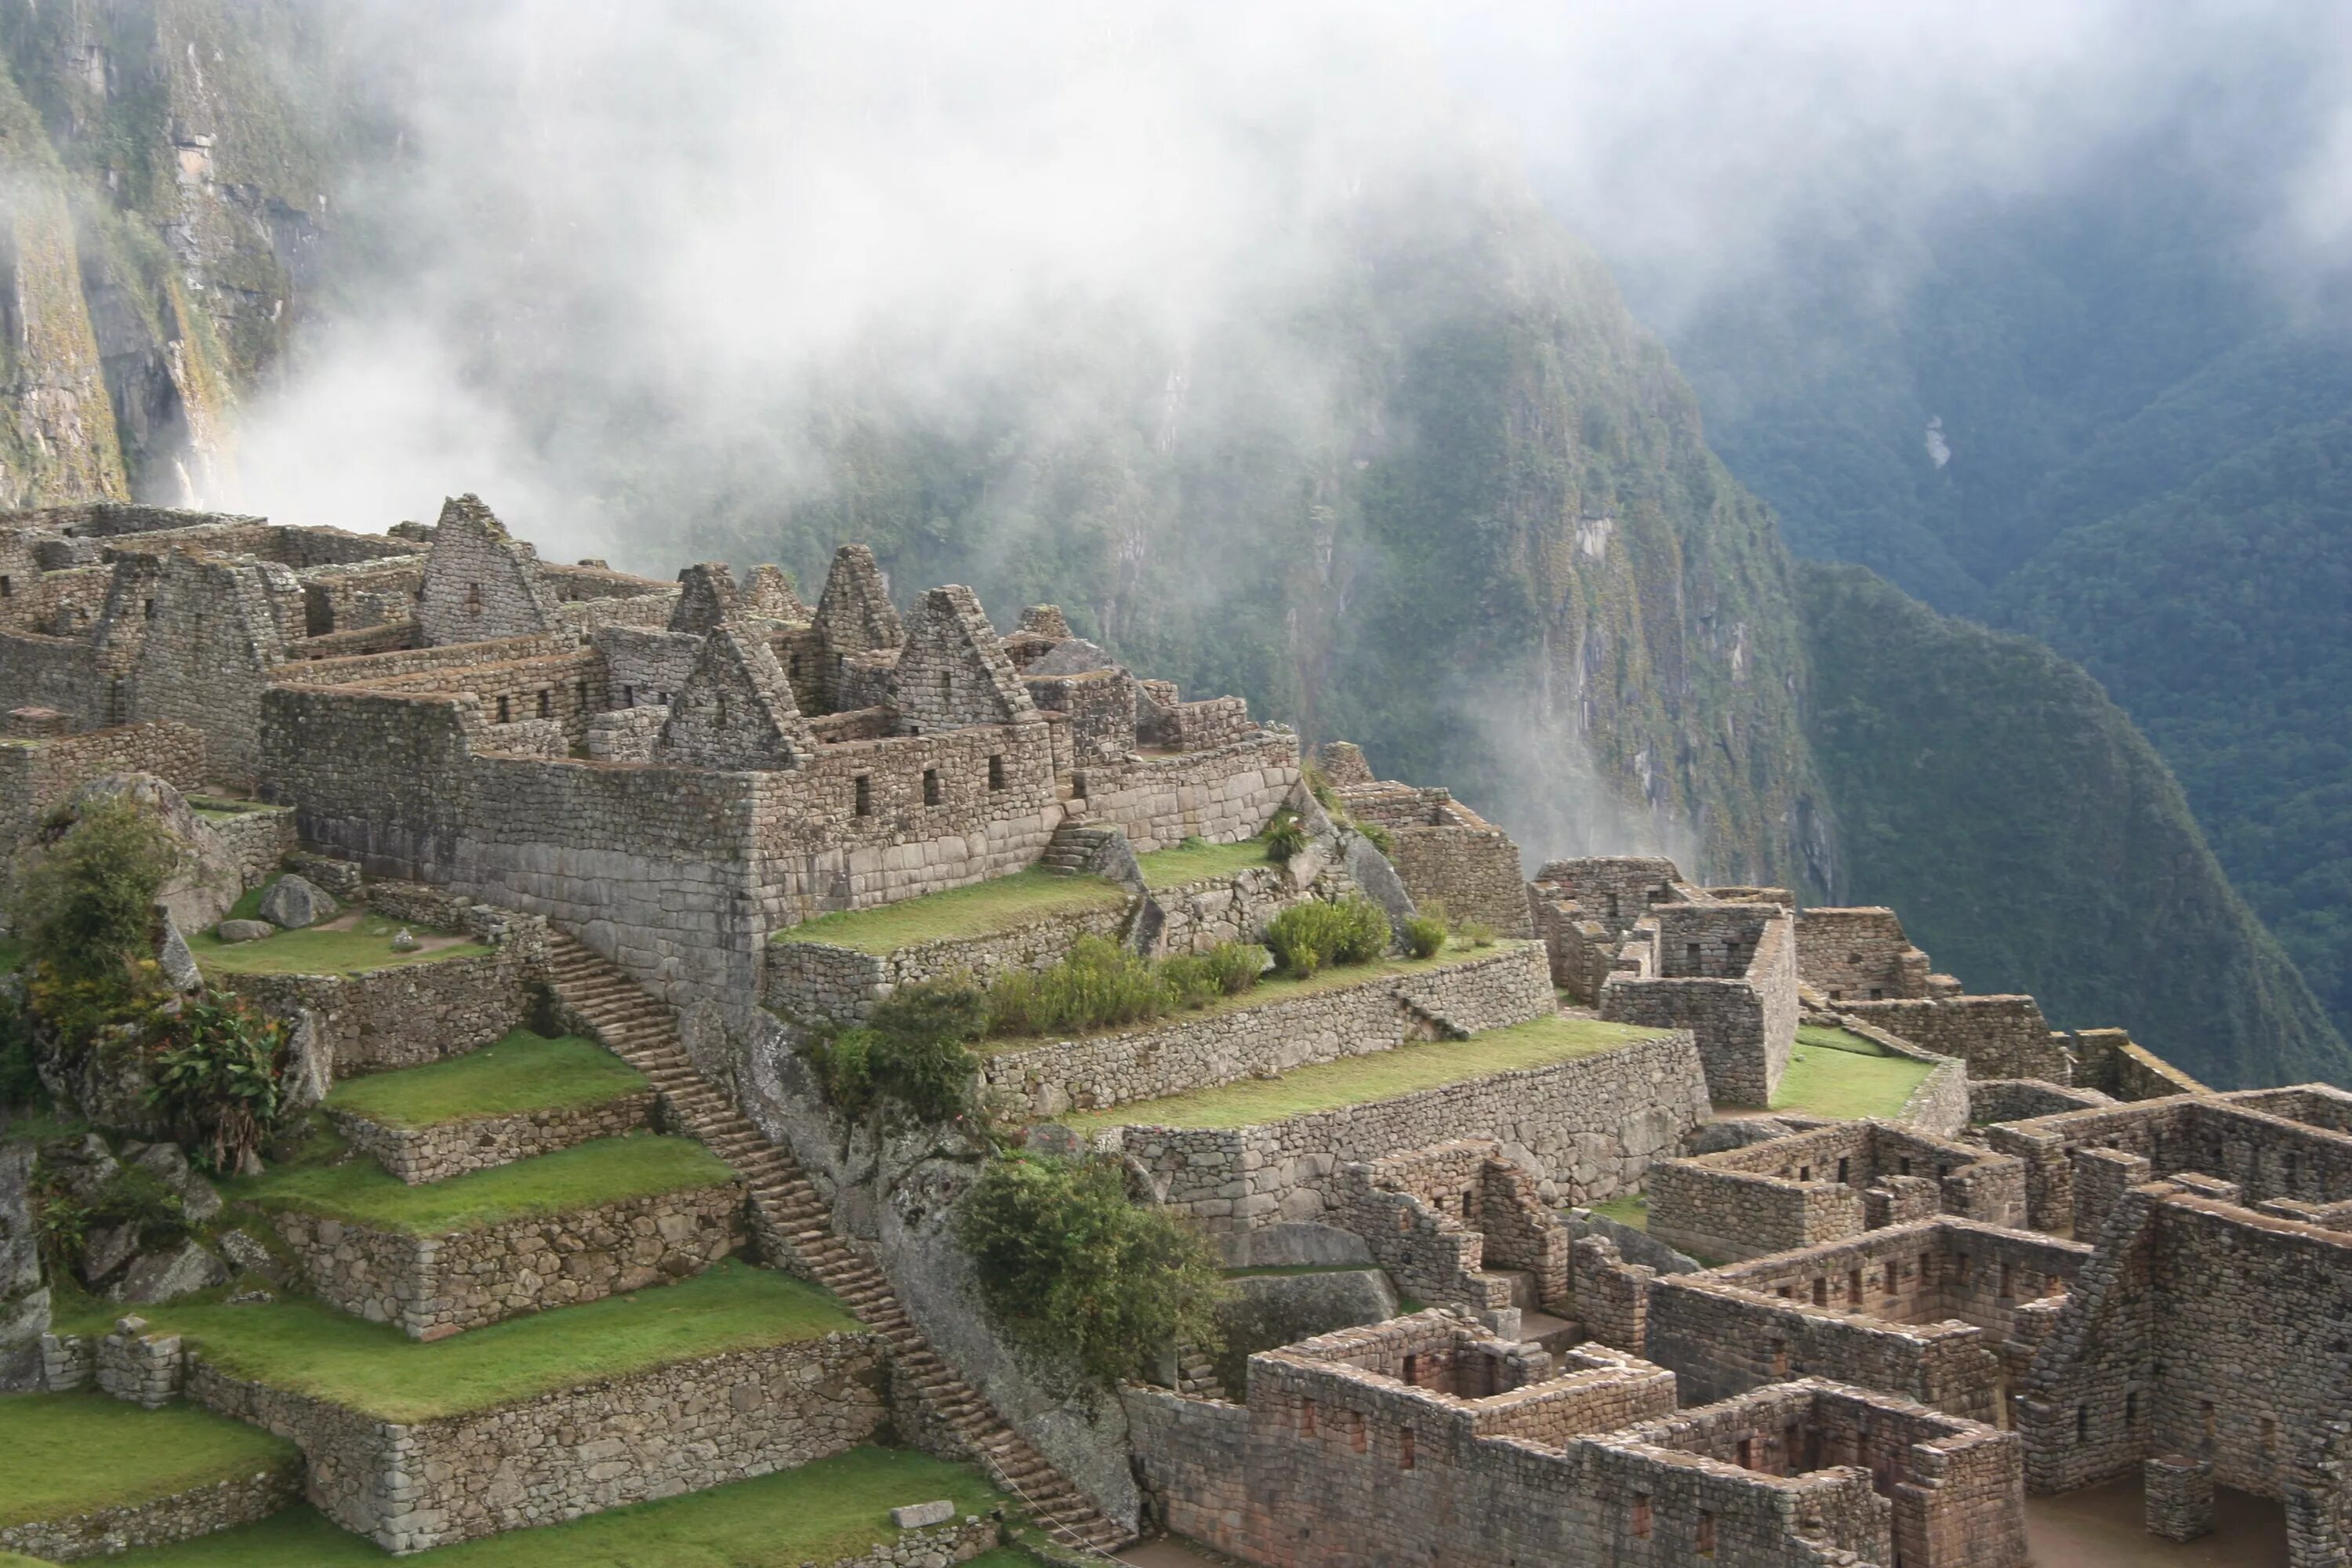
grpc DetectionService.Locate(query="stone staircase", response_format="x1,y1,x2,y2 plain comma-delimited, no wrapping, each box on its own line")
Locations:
539,935,1131,1558
1040,821,1120,877
1172,1343,1227,1402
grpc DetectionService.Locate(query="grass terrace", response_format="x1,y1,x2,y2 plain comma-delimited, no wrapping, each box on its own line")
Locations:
323,1030,645,1128
1055,1011,1665,1134
231,1134,733,1235
978,940,1514,1052
191,909,494,977
772,867,1129,955
1765,1025,1935,1121
0,1392,299,1528
1134,834,1274,891
97,1447,1013,1566
51,1261,853,1422
1586,1191,1652,1232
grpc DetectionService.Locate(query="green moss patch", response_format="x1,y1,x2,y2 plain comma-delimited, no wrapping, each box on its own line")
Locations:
1586,1192,1650,1232
1056,1011,1666,1134
323,1032,645,1129
772,868,1129,955
1766,1037,1933,1121
191,910,494,977
0,1392,298,1526
1134,835,1273,891
232,1134,733,1236
100,1446,1005,1566
100,1261,854,1422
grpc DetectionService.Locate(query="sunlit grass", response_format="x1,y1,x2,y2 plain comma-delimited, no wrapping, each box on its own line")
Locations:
772,868,1128,955
324,1030,644,1128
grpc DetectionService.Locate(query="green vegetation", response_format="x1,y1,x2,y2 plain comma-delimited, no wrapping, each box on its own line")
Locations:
147,989,289,1173
1261,896,1389,978
811,982,985,1126
1800,562,2347,1088
1402,913,1447,960
0,1392,297,1526
190,912,494,977
1262,811,1308,862
323,1032,644,1128
1587,1191,1650,1232
982,936,1263,1038
68,1261,851,1421
11,796,179,1048
1056,1012,1662,1134
960,1152,1225,1388
1764,1034,1933,1121
1797,1023,1889,1056
1134,835,1274,891
772,869,1129,955
100,1448,1005,1566
234,1134,733,1235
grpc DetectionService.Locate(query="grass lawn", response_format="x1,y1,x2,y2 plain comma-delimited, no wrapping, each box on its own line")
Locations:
773,868,1130,955
191,910,493,977
1798,1023,1895,1055
0,1392,299,1526
1586,1192,1651,1232
1134,835,1274,891
64,1261,854,1422
324,1031,644,1128
1057,1011,1667,1134
1766,1034,1933,1121
232,1134,732,1234
979,941,1512,1054
100,1446,1009,1566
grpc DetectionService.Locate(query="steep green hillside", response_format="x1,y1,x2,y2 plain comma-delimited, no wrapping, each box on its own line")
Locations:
1798,561,2345,1088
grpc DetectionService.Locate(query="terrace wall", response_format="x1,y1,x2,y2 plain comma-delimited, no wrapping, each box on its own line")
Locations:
0,1455,302,1562
189,1335,887,1552
1069,733,1298,852
1792,908,1930,1000
984,943,1553,1120
1839,996,2070,1084
264,1177,746,1338
764,902,1134,1026
1099,1030,1709,1235
0,720,204,848
219,950,535,1076
327,1091,660,1185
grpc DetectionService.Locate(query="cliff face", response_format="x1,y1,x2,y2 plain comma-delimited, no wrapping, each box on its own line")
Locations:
0,0,358,506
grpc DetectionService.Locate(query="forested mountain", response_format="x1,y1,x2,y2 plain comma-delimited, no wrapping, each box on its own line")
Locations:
0,2,2339,1087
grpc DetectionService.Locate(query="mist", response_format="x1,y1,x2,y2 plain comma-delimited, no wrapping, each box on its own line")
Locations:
198,0,2352,875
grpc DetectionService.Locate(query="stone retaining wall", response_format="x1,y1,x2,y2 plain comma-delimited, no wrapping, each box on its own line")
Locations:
0,720,205,849
189,1335,887,1552
266,1178,746,1338
0,1457,303,1562
764,902,1134,1025
985,944,1554,1120
221,950,534,1076
1143,862,1319,955
1094,1030,1709,1236
201,805,296,887
1839,996,2071,1084
328,1091,659,1185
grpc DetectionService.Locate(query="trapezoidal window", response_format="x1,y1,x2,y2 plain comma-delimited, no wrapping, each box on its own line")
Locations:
854,775,872,817
0,575,11,597
923,768,942,807
495,695,510,724
987,754,1005,791
537,688,552,719
1631,1494,1651,1538
466,582,483,615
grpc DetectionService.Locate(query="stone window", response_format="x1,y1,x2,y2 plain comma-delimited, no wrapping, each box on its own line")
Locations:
2126,1390,2139,1427
537,688,552,719
1402,1354,1419,1385
622,684,636,707
938,670,953,705
0,575,11,597
1770,1339,1789,1377
496,694,510,724
1631,1494,1652,1537
924,768,942,807
1696,1510,1716,1557
1849,1269,1864,1305
1399,1426,1415,1470
788,652,801,678
1349,1412,1367,1454
1870,988,1884,1000
988,754,1005,791
466,582,482,616
1812,1277,1828,1307
1899,1157,1912,1176
575,679,588,710
1300,1399,1316,1435
2263,1416,2277,1455
854,775,872,816
143,598,154,620
1836,1157,1850,1185
1073,771,1088,800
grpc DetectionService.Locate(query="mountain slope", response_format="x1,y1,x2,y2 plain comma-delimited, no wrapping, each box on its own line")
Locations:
1799,561,2345,1088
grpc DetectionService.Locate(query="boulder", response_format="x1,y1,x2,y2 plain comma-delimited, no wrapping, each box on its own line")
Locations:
78,1223,141,1286
113,1240,227,1304
49,775,244,933
40,1134,118,1204
0,1141,44,1391
217,919,274,944
155,911,201,993
215,1229,289,1288
128,1142,222,1224
281,1011,333,1115
259,874,337,931
891,1500,957,1530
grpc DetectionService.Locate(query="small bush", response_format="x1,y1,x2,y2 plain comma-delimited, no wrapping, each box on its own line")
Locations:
824,980,986,1125
0,989,38,1109
1263,811,1308,862
810,1027,880,1118
12,800,179,992
959,1151,1227,1388
1459,919,1497,948
1353,819,1393,854
984,938,1264,1037
1328,897,1391,964
1203,942,1268,996
147,989,289,1174
1403,914,1447,960
1301,762,1339,813
1263,896,1391,977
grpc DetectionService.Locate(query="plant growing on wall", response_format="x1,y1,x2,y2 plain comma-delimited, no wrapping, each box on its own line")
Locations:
9,798,180,1053
957,1150,1226,1388
812,978,987,1127
1263,896,1392,977
147,989,287,1174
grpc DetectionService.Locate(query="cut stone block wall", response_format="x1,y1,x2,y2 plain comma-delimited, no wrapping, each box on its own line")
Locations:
1382,824,1533,938
327,1091,659,1185
220,951,535,1076
1793,907,1931,1001
1141,861,1320,956
1072,734,1298,852
1601,904,1798,1106
1968,1079,2112,1127
0,1454,302,1563
764,902,1134,1026
982,944,1553,1120
189,1335,886,1552
0,720,205,848
1840,995,2071,1084
1097,1029,1709,1235
201,804,297,887
265,1178,746,1338
2069,1028,2208,1101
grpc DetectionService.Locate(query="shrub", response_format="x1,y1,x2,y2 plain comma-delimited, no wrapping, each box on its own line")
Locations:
1262,896,1390,976
1301,761,1339,813
1327,897,1391,964
982,938,1261,1038
1403,914,1448,960
816,980,987,1126
1155,954,1222,1011
147,989,289,1174
0,989,38,1109
958,1151,1227,1388
12,800,179,991
810,1026,880,1118
1459,920,1498,948
1263,811,1308,862
1202,942,1268,996
1353,819,1393,855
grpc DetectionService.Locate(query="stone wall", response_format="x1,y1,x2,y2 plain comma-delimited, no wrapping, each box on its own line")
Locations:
1840,995,2071,1084
1098,1030,1709,1235
1968,1079,2111,1127
1073,733,1298,852
1793,907,1930,1000
189,1334,887,1552
0,1454,302,1562
1382,825,1533,938
414,496,558,647
1601,904,1798,1107
2069,1028,2207,1101
1022,666,1134,764
0,720,205,847
328,1091,659,1185
985,944,1553,1120
264,1177,746,1338
765,902,1135,1026
1647,1123,2027,1263
123,551,296,788
201,804,297,887
220,950,535,1076
1328,1142,1574,1315
0,627,112,724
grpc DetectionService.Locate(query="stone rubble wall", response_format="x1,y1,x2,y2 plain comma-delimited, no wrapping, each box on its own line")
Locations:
764,903,1134,1026
1099,1030,1709,1236
0,627,113,724
1601,906,1798,1107
327,1090,659,1185
1142,862,1320,956
1968,1079,2112,1127
273,633,575,690
264,1178,746,1338
2068,1027,2208,1100
0,1457,303,1562
188,1334,887,1553
1792,908,1932,1001
1839,995,2071,1084
985,944,1554,1120
219,950,535,1076
1380,823,1534,938
1073,733,1298,852
201,804,297,887
0,719,205,848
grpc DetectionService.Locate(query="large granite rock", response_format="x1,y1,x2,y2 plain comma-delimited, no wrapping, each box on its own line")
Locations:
127,1142,222,1224
260,874,337,930
113,1239,227,1304
49,775,244,933
217,919,274,944
0,1140,45,1390
155,911,201,992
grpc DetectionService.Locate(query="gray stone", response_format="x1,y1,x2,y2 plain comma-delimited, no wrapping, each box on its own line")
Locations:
281,1010,333,1115
216,1228,289,1287
51,775,245,933
155,909,200,992
260,873,338,930
78,1222,141,1285
1218,1223,1374,1269
390,927,419,952
217,919,274,944
42,1133,118,1203
1565,1207,1701,1275
113,1239,228,1304
890,1499,956,1529
1025,637,1115,677
129,1141,222,1223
